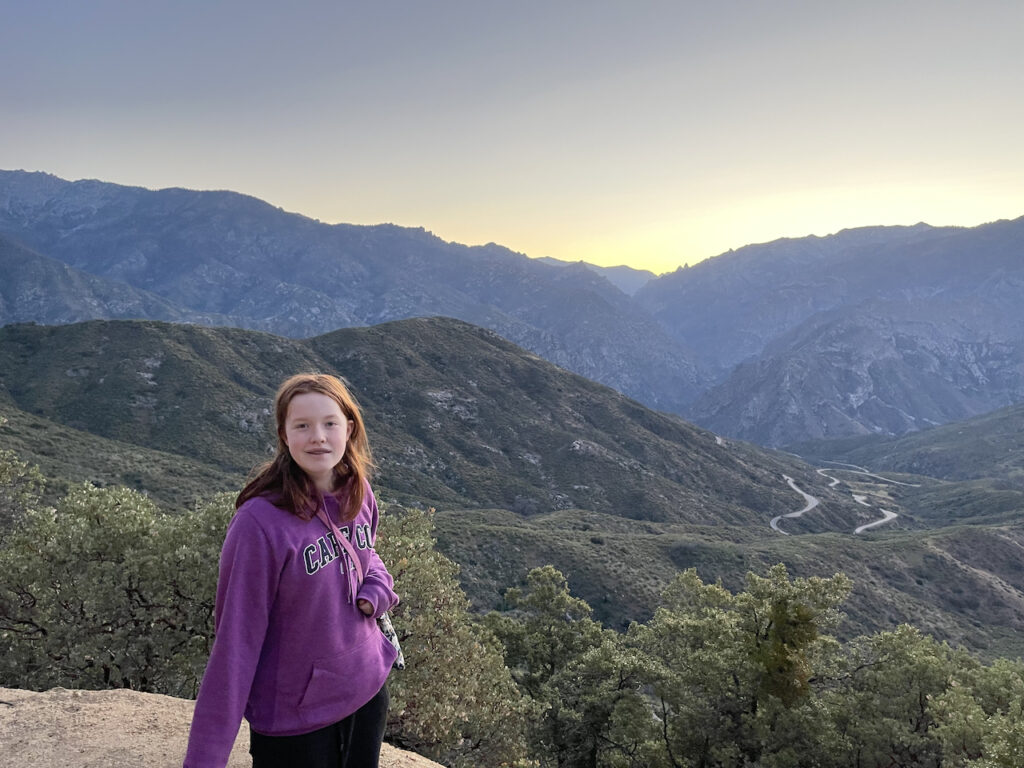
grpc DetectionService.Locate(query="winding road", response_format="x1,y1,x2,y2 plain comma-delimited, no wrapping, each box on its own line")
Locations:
818,461,921,487
771,462,911,535
769,475,820,535
851,494,899,534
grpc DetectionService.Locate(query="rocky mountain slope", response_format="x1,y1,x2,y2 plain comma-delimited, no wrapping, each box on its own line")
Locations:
637,220,1024,378
640,217,1024,445
0,317,833,526
691,297,1024,446
0,170,701,414
0,233,227,327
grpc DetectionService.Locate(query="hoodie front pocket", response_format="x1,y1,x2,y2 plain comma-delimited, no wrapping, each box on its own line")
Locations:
298,634,385,725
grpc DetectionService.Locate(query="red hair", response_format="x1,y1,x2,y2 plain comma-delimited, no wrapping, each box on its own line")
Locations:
236,373,375,522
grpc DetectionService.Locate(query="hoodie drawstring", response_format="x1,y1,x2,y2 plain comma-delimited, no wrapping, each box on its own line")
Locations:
316,503,358,605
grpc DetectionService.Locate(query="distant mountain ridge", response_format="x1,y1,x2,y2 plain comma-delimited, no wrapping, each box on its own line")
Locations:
0,170,702,414
3,169,1023,447
534,256,657,294
0,233,231,327
637,220,1019,378
639,217,1024,444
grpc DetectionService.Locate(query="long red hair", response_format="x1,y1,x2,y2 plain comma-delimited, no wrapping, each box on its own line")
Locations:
236,373,375,522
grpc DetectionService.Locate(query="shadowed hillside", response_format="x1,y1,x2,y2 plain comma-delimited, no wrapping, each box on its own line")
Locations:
794,401,1024,488
0,317,836,525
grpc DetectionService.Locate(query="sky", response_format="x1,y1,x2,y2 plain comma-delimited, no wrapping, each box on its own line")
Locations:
3,1,1022,274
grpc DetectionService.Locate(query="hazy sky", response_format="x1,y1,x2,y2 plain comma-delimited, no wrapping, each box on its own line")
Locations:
3,1,1022,273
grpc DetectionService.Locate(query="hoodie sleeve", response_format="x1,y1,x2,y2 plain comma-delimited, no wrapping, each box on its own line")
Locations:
355,488,400,619
183,507,281,768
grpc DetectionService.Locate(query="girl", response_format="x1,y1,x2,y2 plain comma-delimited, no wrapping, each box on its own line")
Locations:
184,373,399,768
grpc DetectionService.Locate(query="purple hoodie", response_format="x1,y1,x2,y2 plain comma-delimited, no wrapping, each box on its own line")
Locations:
183,487,399,768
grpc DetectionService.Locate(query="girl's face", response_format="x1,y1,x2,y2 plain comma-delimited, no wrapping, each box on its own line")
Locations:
282,392,354,492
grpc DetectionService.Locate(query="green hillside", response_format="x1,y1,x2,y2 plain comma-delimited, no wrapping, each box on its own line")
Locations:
0,402,244,509
0,318,846,525
793,401,1024,487
433,504,1024,658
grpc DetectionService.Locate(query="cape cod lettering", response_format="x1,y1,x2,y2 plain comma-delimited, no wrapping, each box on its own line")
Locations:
302,523,374,575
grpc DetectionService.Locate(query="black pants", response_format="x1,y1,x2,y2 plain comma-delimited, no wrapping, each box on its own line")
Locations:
249,685,389,768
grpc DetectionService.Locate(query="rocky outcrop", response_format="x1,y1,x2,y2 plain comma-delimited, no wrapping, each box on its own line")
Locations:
691,298,1024,446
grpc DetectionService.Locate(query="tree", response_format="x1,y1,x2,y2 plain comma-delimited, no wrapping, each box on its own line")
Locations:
0,435,46,537
623,565,851,768
965,700,1024,768
822,625,967,768
0,484,227,695
933,656,1024,767
377,505,531,768
487,565,646,768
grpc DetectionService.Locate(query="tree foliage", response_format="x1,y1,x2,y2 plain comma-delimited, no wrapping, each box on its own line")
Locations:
377,506,530,767
7,445,1024,768
613,565,852,767
0,423,46,536
487,564,1024,768
0,452,529,766
0,484,224,695
487,565,644,767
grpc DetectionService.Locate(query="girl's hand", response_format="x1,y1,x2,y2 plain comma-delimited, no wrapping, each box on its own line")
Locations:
357,599,374,616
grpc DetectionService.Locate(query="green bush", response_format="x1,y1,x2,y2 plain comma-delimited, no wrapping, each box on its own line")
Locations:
0,484,223,695
378,506,530,767
0,451,529,766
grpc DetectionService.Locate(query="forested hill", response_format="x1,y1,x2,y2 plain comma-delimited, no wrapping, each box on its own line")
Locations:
0,316,842,526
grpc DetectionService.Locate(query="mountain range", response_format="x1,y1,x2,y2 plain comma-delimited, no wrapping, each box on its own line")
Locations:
2,169,1023,447
0,171,701,415
669,221,1024,444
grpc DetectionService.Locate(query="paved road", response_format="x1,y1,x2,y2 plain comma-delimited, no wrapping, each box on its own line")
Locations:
769,475,820,535
771,463,908,535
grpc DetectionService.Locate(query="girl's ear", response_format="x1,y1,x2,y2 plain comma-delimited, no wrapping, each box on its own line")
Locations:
347,420,355,439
